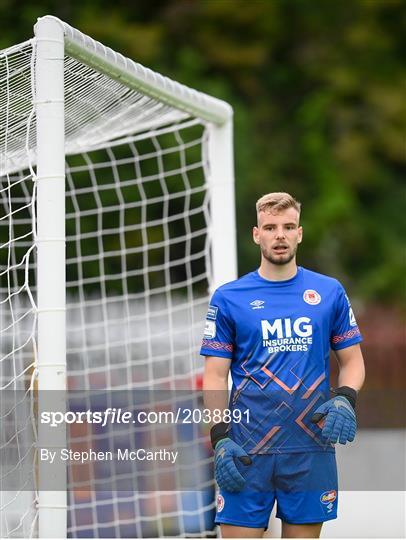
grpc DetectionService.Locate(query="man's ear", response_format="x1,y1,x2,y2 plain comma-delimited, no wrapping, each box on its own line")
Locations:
298,225,303,244
253,226,260,245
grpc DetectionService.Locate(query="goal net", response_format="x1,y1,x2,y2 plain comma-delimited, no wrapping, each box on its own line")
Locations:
0,16,236,538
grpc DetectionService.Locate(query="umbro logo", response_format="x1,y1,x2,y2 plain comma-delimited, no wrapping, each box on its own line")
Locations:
250,300,265,310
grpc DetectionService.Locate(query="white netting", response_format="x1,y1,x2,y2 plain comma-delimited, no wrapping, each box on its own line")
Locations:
0,40,38,539
1,30,219,538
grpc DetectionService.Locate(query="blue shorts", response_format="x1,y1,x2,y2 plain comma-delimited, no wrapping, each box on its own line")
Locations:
216,452,338,528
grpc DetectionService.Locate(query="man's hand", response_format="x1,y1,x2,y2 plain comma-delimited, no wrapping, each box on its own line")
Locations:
214,438,252,492
311,394,357,444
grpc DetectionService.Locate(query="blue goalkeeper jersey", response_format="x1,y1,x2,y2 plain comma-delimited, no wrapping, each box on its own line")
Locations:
200,267,362,454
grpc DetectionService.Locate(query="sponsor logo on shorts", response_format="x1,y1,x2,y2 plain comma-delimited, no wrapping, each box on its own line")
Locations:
320,490,337,505
303,289,321,305
217,494,225,512
207,305,218,320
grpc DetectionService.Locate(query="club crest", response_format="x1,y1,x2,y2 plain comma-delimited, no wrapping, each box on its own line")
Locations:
217,494,225,512
303,289,321,305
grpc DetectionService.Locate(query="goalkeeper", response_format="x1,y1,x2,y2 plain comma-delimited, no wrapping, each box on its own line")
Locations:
201,192,365,539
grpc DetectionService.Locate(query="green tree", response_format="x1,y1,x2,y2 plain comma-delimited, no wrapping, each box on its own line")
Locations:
1,0,404,306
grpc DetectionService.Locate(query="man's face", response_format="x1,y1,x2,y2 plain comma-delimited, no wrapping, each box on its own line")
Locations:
253,207,303,266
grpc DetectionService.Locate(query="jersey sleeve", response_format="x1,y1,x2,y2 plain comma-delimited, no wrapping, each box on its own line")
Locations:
330,283,363,350
199,289,234,359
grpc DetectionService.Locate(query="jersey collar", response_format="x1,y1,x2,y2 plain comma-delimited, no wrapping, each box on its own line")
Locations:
253,266,303,287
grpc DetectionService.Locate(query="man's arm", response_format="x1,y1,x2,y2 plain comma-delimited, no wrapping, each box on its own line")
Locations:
203,355,251,492
335,343,365,391
203,355,231,425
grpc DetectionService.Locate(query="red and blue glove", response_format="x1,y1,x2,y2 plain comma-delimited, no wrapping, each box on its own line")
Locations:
211,422,252,492
311,386,357,444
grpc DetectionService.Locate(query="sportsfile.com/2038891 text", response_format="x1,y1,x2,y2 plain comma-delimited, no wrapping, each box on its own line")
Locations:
40,407,250,427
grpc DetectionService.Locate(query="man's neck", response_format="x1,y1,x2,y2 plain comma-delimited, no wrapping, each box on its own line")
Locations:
258,259,298,281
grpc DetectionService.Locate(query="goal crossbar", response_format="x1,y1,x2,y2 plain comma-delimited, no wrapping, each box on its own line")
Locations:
40,16,233,126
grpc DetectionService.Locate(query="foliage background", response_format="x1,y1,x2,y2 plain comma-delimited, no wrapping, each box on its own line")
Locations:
1,0,404,418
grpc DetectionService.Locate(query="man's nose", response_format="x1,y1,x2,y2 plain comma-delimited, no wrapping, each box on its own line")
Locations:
275,227,286,239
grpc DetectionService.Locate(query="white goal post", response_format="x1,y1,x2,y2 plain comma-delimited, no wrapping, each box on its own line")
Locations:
0,15,236,538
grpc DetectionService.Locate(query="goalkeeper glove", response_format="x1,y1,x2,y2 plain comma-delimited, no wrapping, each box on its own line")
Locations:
311,386,357,444
211,422,252,492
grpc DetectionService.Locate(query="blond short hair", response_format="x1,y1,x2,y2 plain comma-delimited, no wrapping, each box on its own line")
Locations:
256,192,301,215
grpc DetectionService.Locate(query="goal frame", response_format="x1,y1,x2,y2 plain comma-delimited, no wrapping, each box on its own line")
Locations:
33,15,236,538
